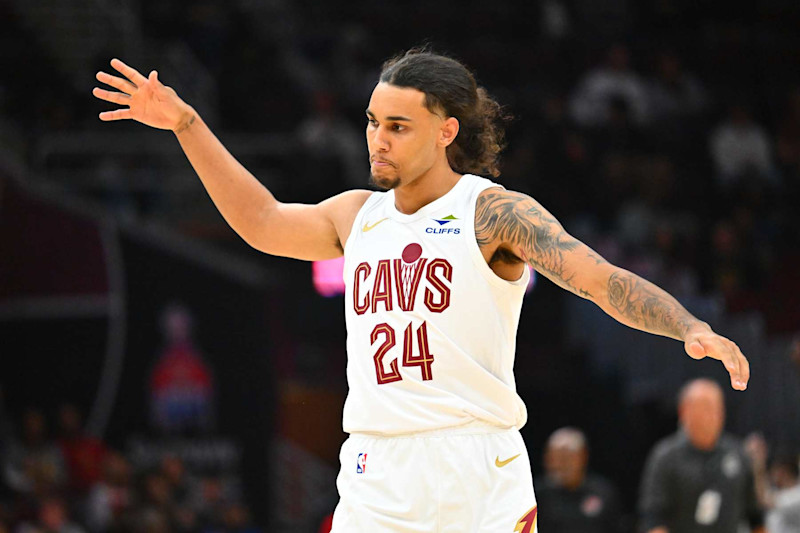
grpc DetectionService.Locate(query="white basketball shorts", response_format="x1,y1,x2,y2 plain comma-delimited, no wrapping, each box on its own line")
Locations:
330,424,538,532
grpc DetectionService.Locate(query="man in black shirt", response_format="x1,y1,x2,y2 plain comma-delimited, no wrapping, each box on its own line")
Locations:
536,427,625,533
638,379,765,533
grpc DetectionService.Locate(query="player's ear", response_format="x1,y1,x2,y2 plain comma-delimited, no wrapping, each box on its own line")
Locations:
439,117,459,148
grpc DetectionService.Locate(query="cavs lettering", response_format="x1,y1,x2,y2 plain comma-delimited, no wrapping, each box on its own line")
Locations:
352,243,452,384
352,243,452,315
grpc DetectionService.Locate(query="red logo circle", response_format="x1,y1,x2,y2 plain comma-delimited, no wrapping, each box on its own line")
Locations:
401,243,422,264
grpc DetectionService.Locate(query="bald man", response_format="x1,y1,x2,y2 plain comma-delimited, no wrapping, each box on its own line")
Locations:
536,428,624,533
638,379,765,533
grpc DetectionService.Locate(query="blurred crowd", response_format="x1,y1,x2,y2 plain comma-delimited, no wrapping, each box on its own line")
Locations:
0,403,259,533
529,379,799,533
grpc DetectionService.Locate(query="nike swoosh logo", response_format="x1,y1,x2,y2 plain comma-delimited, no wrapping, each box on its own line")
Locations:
362,217,389,232
495,453,521,468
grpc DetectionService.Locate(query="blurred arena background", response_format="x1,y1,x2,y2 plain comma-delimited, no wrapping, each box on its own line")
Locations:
1,0,800,531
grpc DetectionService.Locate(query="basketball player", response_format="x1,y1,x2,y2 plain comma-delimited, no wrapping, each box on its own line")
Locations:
93,50,750,532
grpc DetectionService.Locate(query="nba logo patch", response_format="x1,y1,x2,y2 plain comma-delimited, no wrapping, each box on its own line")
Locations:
356,453,367,474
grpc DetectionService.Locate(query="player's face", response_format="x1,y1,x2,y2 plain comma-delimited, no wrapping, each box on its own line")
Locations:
365,83,448,190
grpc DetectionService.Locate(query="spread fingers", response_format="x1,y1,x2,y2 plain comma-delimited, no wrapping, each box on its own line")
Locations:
109,58,147,86
96,71,137,95
98,109,132,121
93,87,131,106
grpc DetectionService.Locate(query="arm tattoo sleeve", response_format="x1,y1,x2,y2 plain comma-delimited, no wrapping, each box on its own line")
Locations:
475,189,700,339
475,189,603,297
607,270,696,339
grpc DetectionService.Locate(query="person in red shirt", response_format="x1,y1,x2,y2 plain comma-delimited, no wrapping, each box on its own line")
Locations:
57,404,108,495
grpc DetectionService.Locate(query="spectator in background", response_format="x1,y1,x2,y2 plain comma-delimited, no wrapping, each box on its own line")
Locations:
638,378,765,533
133,508,169,533
190,476,227,529
594,96,645,155
159,456,197,532
133,471,179,531
646,51,707,124
611,153,703,302
535,427,625,533
744,433,772,512
85,452,132,533
57,404,108,496
159,456,193,511
706,218,764,306
17,497,85,533
128,467,204,532
219,502,260,533
766,454,800,532
540,0,572,41
709,103,776,189
3,409,66,496
615,156,677,250
568,44,650,128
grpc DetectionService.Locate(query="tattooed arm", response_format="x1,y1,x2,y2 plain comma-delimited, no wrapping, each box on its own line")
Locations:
475,188,750,390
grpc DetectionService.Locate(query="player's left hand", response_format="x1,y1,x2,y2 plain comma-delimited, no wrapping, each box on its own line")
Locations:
684,325,750,391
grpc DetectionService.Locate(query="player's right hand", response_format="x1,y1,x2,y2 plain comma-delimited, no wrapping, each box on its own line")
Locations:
93,58,193,132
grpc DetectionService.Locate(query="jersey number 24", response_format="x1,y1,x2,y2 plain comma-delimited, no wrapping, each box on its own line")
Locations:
371,322,434,384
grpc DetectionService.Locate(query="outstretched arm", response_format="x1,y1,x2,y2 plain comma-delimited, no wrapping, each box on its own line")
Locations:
475,188,750,390
93,59,369,260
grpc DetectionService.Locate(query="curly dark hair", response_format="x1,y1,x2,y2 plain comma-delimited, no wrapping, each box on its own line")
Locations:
379,48,510,178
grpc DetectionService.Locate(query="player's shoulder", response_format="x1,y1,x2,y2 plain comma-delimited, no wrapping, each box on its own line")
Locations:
320,189,373,216
475,184,543,212
474,184,558,238
320,189,377,250
329,188,374,205
477,185,519,202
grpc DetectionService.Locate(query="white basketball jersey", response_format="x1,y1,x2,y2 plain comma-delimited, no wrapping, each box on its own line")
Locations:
342,174,529,435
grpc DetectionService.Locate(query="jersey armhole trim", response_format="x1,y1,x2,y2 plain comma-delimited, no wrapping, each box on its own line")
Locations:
464,182,531,291
343,191,382,275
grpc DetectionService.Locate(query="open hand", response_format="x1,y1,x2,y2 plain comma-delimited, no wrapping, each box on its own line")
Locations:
684,325,750,391
93,58,193,131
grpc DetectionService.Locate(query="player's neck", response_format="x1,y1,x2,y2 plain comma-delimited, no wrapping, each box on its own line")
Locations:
393,165,462,215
